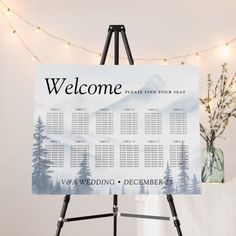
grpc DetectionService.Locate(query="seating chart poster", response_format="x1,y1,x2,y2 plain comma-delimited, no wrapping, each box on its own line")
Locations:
32,65,201,195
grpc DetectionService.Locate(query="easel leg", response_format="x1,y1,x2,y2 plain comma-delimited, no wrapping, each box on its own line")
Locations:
113,195,118,236
120,28,134,65
114,30,119,65
55,195,71,236
100,27,113,65
167,195,183,236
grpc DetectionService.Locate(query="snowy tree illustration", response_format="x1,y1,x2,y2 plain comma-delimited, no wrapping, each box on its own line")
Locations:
74,152,93,194
109,186,112,195
121,184,125,194
32,116,53,194
139,185,146,194
177,142,190,194
66,185,72,195
190,174,201,194
175,184,179,194
162,161,174,194
48,181,55,194
54,181,62,194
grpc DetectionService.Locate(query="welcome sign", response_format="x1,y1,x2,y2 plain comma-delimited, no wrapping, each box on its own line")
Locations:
32,65,201,195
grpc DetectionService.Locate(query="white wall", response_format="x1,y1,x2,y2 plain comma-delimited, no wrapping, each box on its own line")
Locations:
1,0,236,235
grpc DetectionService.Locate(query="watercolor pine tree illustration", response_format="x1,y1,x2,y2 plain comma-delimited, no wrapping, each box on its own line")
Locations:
139,184,146,194
109,186,112,195
74,152,93,194
54,180,62,194
190,174,201,194
177,142,190,194
162,161,175,194
122,184,126,194
32,116,53,194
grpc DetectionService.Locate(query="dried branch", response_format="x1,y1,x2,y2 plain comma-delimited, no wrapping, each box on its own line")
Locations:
200,64,236,145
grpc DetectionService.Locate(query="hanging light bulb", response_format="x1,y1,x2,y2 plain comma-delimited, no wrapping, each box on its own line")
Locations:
64,42,70,49
225,42,229,51
195,52,200,60
220,42,230,57
163,58,167,65
35,26,40,33
98,53,102,60
32,56,37,61
6,8,10,15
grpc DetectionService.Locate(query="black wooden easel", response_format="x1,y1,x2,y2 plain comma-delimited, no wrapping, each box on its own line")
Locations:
55,25,183,236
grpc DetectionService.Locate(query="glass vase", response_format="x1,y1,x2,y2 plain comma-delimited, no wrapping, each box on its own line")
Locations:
201,145,224,183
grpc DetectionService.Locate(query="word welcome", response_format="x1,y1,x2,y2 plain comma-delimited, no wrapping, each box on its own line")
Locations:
45,77,122,95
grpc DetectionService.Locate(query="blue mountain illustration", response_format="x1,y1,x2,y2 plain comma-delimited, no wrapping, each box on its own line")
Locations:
162,94,198,112
93,74,166,112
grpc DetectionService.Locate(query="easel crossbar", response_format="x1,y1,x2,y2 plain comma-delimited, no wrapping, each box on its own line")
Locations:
64,212,171,223
64,213,114,222
120,213,171,221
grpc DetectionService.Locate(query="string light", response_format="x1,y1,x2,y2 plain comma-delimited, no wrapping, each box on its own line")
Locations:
220,42,230,57
224,43,230,55
0,9,41,63
32,56,37,61
98,53,102,60
64,42,70,49
6,7,10,15
35,26,40,33
0,0,236,64
196,52,200,60
225,42,229,51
